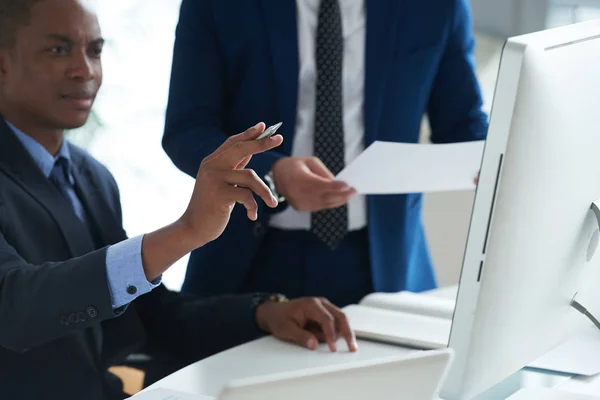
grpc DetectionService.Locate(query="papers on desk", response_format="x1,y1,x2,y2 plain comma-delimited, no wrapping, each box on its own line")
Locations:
507,388,600,399
558,373,600,397
336,140,485,194
360,290,455,320
528,328,600,376
129,388,214,400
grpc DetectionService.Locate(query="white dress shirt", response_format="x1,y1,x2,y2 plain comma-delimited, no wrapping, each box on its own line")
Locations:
270,0,367,231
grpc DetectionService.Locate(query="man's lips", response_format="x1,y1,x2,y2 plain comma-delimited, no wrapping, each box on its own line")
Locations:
61,93,95,109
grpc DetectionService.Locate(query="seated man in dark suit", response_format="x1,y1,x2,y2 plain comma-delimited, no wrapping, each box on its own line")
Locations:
0,1,357,399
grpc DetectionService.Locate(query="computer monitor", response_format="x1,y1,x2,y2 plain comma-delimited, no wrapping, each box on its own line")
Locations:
442,19,600,399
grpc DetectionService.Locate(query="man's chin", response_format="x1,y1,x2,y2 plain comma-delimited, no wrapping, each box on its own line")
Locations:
57,111,92,130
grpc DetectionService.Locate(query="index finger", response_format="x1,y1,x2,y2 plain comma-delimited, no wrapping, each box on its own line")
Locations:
321,300,357,352
209,122,265,160
220,134,283,169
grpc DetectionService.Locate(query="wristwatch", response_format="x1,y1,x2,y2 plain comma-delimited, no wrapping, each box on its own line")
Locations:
264,171,286,203
252,292,289,309
252,292,289,333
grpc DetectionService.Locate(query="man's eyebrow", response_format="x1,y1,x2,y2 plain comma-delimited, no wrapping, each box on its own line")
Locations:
44,35,105,45
45,34,75,44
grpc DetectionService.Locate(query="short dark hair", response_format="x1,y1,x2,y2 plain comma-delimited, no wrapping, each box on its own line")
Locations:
0,0,45,49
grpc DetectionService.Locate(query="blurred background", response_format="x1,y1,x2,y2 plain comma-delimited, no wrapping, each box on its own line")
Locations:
74,0,600,291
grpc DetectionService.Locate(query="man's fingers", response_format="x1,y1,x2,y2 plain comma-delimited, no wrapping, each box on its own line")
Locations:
227,122,266,144
304,300,338,352
305,157,335,180
225,186,259,221
221,134,283,169
209,123,265,160
321,300,358,352
283,326,320,351
224,170,278,208
298,172,352,194
322,189,357,209
236,155,253,170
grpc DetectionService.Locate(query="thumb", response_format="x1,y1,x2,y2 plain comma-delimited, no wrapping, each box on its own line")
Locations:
305,157,335,180
283,325,319,351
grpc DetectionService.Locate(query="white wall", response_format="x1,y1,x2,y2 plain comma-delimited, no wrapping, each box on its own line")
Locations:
470,0,550,37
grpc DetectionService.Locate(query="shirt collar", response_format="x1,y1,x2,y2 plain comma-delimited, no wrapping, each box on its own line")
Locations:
6,121,73,182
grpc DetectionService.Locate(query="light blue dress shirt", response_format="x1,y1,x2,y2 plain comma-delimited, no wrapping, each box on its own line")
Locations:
8,122,159,309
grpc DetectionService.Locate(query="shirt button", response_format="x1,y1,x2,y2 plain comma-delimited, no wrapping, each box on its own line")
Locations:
86,307,98,319
253,222,264,237
127,285,137,295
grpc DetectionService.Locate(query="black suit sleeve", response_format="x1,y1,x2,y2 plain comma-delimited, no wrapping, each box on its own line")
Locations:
0,232,115,352
134,285,264,365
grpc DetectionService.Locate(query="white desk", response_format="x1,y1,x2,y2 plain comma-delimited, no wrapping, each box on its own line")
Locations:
142,286,582,399
145,336,416,396
144,336,574,399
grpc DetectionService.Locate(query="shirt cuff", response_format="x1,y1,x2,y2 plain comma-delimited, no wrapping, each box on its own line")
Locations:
106,235,161,310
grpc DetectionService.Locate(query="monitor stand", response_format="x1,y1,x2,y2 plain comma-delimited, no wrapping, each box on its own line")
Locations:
569,199,600,331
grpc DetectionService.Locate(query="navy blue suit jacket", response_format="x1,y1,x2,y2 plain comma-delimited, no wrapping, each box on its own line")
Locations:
163,0,488,297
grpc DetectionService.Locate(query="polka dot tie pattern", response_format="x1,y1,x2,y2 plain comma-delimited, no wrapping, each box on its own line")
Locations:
310,0,348,250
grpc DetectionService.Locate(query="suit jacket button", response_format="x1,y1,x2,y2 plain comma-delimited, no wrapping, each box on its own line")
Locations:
76,311,87,323
68,313,78,325
60,316,70,326
127,285,137,295
253,222,264,237
86,307,98,319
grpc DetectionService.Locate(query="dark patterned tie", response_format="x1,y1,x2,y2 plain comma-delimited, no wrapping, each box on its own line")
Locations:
49,157,88,227
310,0,348,249
49,157,73,202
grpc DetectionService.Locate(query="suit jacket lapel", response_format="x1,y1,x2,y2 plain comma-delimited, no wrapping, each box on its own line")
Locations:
0,119,96,257
365,0,403,146
69,151,124,247
259,0,299,155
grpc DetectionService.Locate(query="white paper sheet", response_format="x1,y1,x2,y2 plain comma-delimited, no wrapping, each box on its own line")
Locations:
558,374,600,397
508,388,600,399
129,388,215,400
359,291,455,320
528,328,600,376
336,141,485,194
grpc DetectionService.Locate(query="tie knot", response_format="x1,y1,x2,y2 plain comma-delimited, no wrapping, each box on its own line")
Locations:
50,157,71,186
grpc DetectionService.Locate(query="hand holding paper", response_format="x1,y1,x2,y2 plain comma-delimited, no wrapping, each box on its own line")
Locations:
336,141,485,194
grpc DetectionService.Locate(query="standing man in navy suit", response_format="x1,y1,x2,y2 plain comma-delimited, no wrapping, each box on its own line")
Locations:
163,0,488,306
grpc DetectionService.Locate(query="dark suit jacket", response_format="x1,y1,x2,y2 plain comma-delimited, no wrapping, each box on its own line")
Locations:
0,118,262,400
162,0,489,297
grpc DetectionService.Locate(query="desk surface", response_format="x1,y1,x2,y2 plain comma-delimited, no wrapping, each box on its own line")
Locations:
144,286,575,399
146,336,416,396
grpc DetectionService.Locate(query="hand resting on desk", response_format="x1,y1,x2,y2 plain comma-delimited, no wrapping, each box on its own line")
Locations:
256,297,358,353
